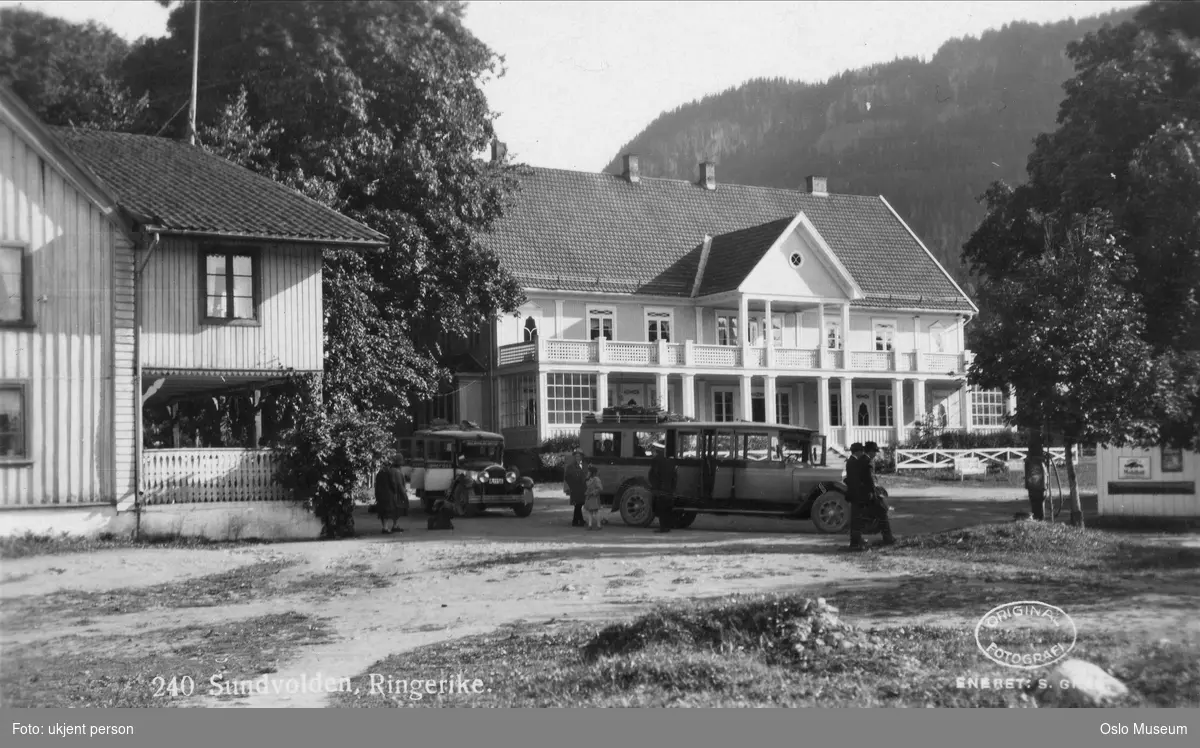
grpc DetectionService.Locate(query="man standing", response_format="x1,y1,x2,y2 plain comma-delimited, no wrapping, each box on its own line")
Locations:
565,448,587,527
648,445,677,534
844,442,869,550
862,441,896,547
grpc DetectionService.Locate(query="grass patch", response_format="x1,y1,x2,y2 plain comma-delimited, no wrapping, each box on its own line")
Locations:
0,612,334,707
330,593,1200,708
0,530,280,560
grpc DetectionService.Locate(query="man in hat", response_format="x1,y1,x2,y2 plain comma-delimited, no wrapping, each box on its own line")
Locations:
565,448,588,527
648,444,678,534
844,442,869,550
861,442,897,547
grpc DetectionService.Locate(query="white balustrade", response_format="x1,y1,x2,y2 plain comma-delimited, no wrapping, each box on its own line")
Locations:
142,449,287,504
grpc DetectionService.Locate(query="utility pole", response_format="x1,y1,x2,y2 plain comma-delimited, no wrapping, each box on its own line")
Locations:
186,0,200,145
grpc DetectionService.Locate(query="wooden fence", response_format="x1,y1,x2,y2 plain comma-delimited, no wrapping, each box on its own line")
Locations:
142,448,288,504
895,447,1078,470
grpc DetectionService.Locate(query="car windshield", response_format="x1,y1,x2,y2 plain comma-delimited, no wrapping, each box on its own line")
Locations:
459,440,503,463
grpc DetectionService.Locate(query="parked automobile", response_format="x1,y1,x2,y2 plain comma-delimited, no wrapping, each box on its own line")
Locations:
397,423,534,517
579,412,874,533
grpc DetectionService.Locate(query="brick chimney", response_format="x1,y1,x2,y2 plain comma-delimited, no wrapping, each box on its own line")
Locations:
699,161,716,190
622,154,640,183
805,175,828,196
491,139,507,164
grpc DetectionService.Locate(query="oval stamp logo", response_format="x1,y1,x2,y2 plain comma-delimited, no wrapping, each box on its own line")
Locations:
974,600,1077,670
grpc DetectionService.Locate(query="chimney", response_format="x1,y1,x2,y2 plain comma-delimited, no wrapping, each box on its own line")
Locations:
491,139,507,164
622,154,640,183
805,175,828,196
699,161,716,190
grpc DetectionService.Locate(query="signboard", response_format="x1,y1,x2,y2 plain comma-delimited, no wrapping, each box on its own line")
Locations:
1117,456,1151,480
954,457,986,477
1161,446,1184,473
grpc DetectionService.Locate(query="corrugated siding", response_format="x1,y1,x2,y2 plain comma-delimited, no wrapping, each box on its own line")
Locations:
0,120,121,506
1098,446,1199,517
112,232,136,502
141,239,322,371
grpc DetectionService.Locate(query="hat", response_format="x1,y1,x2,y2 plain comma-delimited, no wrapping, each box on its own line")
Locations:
864,441,880,453
572,448,584,455
849,442,864,453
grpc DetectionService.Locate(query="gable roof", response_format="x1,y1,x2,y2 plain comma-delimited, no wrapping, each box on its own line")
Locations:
52,128,387,247
484,167,976,313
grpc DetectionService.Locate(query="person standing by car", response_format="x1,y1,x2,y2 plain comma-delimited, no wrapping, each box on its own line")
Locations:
844,442,869,550
374,454,409,535
648,445,677,534
584,465,603,531
565,448,588,527
863,441,896,546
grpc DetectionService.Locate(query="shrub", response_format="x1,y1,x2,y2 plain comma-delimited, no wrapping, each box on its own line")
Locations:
899,420,1027,450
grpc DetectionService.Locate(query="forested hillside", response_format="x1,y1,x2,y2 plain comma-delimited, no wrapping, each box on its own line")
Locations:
604,8,1140,290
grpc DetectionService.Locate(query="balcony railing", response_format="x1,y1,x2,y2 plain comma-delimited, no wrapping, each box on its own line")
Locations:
495,339,967,375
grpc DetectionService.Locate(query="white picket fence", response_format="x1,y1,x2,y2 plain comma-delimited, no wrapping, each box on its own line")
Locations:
142,448,288,504
895,447,1078,471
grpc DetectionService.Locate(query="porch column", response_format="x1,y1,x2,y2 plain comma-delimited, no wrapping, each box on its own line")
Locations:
957,315,966,352
596,371,609,412
555,300,564,338
960,384,972,432
682,373,696,418
537,371,550,441
817,303,828,369
840,302,851,370
764,299,774,368
655,372,669,411
695,307,703,345
764,374,777,424
817,376,831,437
913,378,926,431
794,382,805,427
738,294,750,366
892,378,905,446
252,389,263,447
740,374,753,422
912,315,922,373
841,376,854,446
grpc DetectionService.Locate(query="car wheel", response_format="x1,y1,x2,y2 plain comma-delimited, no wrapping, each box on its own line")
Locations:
618,483,655,527
811,491,850,534
451,484,479,517
674,511,698,529
512,502,533,518
419,490,435,514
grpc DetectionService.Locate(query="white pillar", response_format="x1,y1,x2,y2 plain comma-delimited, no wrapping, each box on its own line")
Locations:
656,372,669,410
914,378,926,427
794,382,805,427
537,371,549,441
957,315,966,352
764,299,774,368
841,302,851,369
911,315,921,373
682,373,696,417
892,378,905,446
684,339,694,366
764,375,777,424
596,335,607,364
739,295,749,364
596,371,609,411
695,307,703,345
961,383,972,432
740,374,753,422
555,300,564,338
817,303,828,369
817,376,831,436
841,376,854,445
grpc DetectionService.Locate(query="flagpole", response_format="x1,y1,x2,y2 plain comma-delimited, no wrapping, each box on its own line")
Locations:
187,0,200,145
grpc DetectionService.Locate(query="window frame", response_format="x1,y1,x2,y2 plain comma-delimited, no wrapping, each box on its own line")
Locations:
928,322,946,354
200,246,262,327
0,381,31,465
715,309,739,347
586,305,616,341
522,315,539,343
712,388,735,422
872,317,897,352
748,312,784,346
0,241,34,329
644,306,674,343
776,391,791,425
830,391,842,427
824,320,843,350
970,388,1006,428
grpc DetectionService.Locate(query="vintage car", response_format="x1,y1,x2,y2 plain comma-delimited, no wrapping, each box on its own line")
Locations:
580,413,885,534
397,423,534,517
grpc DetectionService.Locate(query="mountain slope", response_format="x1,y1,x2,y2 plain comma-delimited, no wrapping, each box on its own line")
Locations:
604,8,1140,289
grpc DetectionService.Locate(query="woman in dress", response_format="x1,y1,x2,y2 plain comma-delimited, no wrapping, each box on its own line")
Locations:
374,454,409,534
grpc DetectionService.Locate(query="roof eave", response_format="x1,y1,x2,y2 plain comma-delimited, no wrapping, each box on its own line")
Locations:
140,226,388,249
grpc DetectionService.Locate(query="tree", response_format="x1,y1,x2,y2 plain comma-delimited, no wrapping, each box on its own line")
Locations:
966,205,1160,526
0,7,149,130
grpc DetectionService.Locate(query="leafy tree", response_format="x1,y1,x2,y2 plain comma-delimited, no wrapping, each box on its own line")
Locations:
0,7,149,130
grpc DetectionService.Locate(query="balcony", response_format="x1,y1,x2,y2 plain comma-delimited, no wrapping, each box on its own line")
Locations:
497,338,969,376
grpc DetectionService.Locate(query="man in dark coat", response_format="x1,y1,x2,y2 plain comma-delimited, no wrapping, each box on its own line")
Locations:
648,446,678,534
564,448,588,527
863,442,896,546
844,442,869,550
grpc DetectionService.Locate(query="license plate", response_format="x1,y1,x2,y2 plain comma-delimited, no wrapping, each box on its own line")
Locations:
489,478,504,484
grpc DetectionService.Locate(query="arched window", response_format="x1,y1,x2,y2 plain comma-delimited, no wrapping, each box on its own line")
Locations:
857,402,870,426
523,316,538,343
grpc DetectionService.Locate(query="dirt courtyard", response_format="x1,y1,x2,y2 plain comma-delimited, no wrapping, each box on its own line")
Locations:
3,480,1197,708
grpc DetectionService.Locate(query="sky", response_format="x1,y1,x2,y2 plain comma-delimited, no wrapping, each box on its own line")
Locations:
1,0,1146,171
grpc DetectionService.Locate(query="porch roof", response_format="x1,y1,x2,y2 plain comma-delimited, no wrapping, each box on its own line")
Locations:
142,368,314,401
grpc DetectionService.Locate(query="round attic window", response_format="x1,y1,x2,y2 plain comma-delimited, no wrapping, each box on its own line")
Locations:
789,251,804,268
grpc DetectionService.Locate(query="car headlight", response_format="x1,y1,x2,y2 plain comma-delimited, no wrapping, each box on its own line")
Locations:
474,472,486,484
505,470,517,484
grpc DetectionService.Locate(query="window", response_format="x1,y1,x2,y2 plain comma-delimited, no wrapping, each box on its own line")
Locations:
741,432,778,462
0,384,27,459
546,373,597,425
748,314,783,345
645,308,673,343
713,390,734,422
873,320,896,352
877,393,895,427
716,313,739,346
523,316,539,343
423,390,456,425
830,392,842,427
500,374,537,429
825,321,842,350
635,430,665,457
203,249,258,322
673,431,700,459
592,431,623,457
587,307,615,341
751,393,766,422
713,431,736,459
776,392,791,424
929,323,946,354
789,251,804,268
971,388,1006,427
856,401,871,426
0,243,32,326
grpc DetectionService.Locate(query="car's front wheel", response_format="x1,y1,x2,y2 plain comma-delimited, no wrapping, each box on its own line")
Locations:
811,491,850,534
618,482,655,527
674,511,698,529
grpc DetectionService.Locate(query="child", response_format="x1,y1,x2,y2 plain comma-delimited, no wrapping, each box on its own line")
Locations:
584,465,603,530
